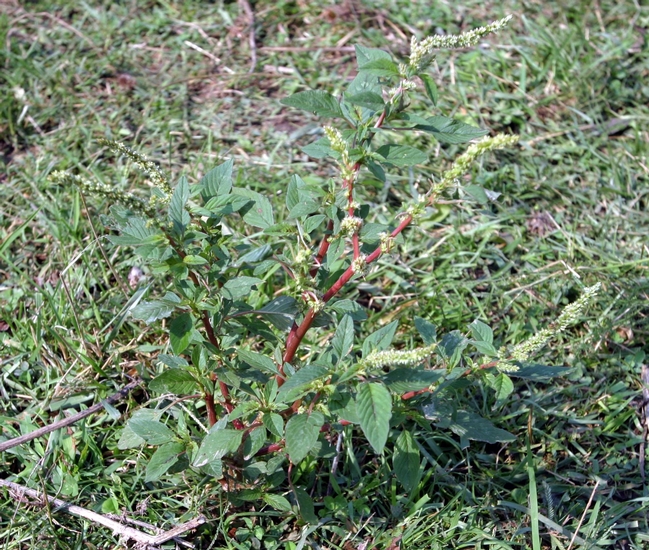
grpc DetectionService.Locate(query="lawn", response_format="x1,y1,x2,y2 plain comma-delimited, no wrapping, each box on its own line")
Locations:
1,0,648,548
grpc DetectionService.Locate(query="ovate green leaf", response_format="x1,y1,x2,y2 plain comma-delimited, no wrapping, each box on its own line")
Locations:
277,364,329,402
356,382,392,454
469,320,493,344
193,428,243,467
418,73,438,106
232,188,275,229
415,116,488,144
445,411,515,445
359,58,400,77
169,313,193,355
169,176,190,235
258,296,298,331
393,430,420,492
382,369,444,393
362,320,398,357
345,91,385,111
131,300,176,324
354,44,392,66
221,276,263,301
200,158,233,200
262,412,284,438
331,314,354,363
280,90,343,119
237,349,279,375
263,493,292,512
285,412,324,464
128,418,175,445
414,317,437,345
149,369,198,395
376,144,428,167
294,487,318,524
145,442,185,482
509,364,573,380
489,372,514,407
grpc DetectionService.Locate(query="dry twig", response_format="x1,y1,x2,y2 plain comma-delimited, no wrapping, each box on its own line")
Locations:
0,379,142,453
0,478,204,548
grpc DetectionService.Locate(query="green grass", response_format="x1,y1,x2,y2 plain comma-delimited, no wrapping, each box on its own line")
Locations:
2,0,649,548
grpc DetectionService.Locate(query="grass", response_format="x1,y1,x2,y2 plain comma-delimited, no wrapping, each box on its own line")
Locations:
1,0,649,548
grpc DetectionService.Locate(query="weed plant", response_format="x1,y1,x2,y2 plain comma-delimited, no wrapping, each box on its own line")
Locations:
2,1,648,548
50,14,600,530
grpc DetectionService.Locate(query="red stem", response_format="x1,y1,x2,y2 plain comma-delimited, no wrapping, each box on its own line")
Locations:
310,219,335,278
279,97,398,380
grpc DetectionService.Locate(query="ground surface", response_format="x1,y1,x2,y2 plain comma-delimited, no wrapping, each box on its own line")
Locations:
1,0,649,548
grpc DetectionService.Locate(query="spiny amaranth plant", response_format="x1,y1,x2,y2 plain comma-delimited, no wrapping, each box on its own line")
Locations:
51,15,599,518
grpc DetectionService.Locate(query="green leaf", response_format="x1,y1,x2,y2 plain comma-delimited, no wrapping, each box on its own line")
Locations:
418,73,438,106
116,426,145,450
193,428,243,467
285,412,324,464
108,217,158,246
145,442,185,482
200,158,233,200
366,159,386,182
169,313,193,355
262,412,284,438
488,372,514,407
277,364,329,402
509,364,573,380
243,426,267,460
131,300,176,325
359,58,400,77
157,354,188,368
280,90,343,119
464,185,496,205
237,244,272,266
263,493,292,512
356,382,392,454
360,223,390,243
237,349,279,375
328,299,367,322
376,144,428,167
354,44,392,66
288,199,320,219
149,369,198,395
286,174,305,210
346,70,382,99
331,315,354,363
128,418,175,445
222,276,263,301
393,430,420,492
415,115,488,144
437,330,469,367
183,254,208,266
329,390,359,424
258,296,298,331
469,320,493,344
362,320,398,357
326,237,346,265
169,176,190,235
301,136,333,159
473,340,498,356
232,188,275,229
304,214,326,234
445,411,515,446
382,369,444,393
294,487,318,524
414,317,437,345
345,91,385,111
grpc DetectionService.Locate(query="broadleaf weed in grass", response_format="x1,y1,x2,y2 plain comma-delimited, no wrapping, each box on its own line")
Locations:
49,16,601,524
